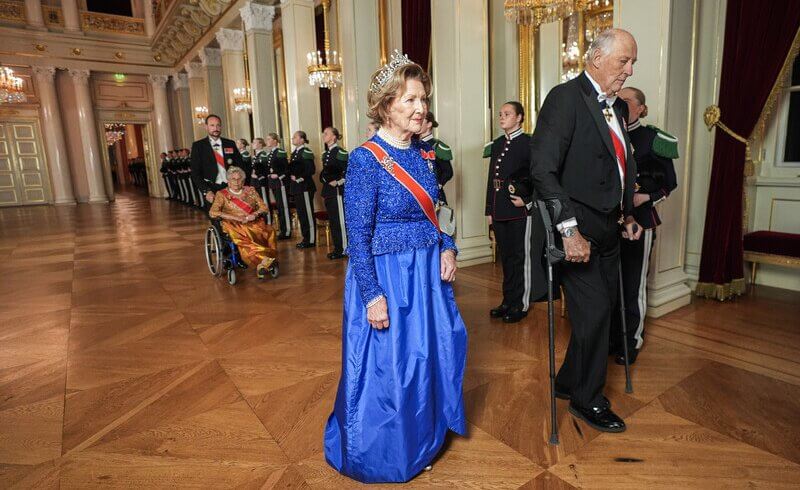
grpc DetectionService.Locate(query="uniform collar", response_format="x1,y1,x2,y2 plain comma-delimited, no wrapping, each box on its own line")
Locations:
328,143,338,150
293,144,305,151
584,71,617,107
421,133,434,142
505,127,523,141
208,136,221,146
627,119,642,131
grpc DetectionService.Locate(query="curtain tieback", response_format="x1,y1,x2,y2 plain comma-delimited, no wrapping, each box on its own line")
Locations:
704,104,752,163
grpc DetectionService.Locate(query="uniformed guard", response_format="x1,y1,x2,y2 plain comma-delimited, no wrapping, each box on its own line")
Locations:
237,138,251,184
159,152,174,199
485,101,535,324
289,130,317,248
264,133,292,239
611,87,678,365
249,138,273,224
419,111,453,204
319,127,348,259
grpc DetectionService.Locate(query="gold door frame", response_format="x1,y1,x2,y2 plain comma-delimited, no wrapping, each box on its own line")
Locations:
97,116,160,200
0,116,53,207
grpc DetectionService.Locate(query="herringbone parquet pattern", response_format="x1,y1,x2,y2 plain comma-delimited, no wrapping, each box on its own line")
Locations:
1,190,799,488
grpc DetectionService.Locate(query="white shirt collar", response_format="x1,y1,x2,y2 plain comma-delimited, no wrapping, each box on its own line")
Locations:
209,136,221,146
328,143,338,150
505,127,523,141
584,71,617,106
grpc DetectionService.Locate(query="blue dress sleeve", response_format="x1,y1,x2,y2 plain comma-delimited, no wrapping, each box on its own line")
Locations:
440,231,457,255
344,148,384,304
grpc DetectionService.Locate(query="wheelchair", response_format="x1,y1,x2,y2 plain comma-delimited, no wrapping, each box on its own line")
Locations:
204,219,279,285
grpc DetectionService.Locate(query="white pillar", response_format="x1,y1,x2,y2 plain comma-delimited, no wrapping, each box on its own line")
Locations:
143,0,155,38
216,28,251,141
149,75,174,154
198,47,227,135
241,1,279,139
61,0,81,34
185,61,208,140
431,0,492,265
172,73,195,148
33,66,75,204
24,0,46,30
336,0,380,149
68,69,107,203
615,0,694,316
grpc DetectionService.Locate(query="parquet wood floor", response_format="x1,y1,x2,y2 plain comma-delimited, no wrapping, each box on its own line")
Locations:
1,190,799,488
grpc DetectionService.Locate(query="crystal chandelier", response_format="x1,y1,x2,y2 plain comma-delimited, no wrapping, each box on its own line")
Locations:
306,0,342,89
194,105,209,125
233,23,253,113
504,0,575,26
0,65,26,104
104,123,126,146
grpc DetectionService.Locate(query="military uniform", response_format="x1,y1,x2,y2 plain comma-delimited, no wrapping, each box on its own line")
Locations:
240,149,252,185
160,157,174,199
484,127,535,321
251,149,273,224
420,134,454,204
265,146,291,238
610,119,678,361
320,143,349,257
289,145,317,247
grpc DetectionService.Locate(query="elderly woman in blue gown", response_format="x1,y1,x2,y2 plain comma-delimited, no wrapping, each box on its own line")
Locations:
323,53,467,483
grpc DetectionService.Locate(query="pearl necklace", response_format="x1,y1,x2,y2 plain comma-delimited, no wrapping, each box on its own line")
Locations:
228,187,243,195
378,127,411,149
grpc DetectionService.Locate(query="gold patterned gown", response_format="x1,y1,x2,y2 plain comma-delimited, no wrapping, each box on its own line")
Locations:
209,186,278,271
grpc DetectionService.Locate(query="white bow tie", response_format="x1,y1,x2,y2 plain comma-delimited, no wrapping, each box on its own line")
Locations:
597,92,617,106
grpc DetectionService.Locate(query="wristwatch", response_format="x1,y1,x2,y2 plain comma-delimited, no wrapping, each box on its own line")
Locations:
561,226,577,238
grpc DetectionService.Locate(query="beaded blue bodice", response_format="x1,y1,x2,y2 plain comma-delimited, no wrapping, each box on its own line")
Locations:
344,134,457,304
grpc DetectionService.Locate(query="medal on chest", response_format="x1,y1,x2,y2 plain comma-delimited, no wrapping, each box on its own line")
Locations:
420,149,436,174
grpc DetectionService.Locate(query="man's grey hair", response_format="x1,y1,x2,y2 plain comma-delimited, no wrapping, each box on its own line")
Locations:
585,28,632,62
226,166,245,180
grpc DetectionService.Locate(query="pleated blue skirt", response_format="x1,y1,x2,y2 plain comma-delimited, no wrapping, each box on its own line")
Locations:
324,243,467,483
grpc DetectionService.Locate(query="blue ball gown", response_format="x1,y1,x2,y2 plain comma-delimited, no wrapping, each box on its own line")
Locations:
324,133,468,483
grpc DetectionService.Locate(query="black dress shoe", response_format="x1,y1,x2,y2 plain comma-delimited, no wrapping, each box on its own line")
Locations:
327,251,346,260
615,349,639,366
568,402,626,433
502,308,528,323
490,304,510,318
296,242,305,248
278,235,292,240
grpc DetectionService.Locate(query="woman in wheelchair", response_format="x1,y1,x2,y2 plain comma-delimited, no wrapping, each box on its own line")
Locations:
208,166,278,279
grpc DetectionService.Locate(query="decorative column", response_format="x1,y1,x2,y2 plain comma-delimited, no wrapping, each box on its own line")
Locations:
279,0,322,152
615,0,693,316
61,0,81,34
241,1,279,138
172,73,195,148
33,66,75,204
431,0,492,265
149,74,173,197
216,28,251,140
68,69,107,203
185,61,208,140
24,0,46,30
199,47,226,134
336,0,380,148
143,0,155,38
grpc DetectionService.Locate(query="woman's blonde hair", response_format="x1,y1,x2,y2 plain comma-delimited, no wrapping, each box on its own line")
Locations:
624,86,648,118
367,63,431,125
226,166,246,181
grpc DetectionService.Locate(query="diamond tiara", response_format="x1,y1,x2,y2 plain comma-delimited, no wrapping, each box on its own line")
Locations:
369,49,414,93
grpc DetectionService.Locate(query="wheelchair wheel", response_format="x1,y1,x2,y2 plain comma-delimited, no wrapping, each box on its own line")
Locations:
205,226,223,276
269,263,279,278
227,269,237,285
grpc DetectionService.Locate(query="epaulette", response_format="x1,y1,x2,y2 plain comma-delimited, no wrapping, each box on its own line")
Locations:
647,124,679,159
482,141,492,158
336,148,349,162
302,147,314,159
241,150,250,158
435,141,453,161
276,148,287,156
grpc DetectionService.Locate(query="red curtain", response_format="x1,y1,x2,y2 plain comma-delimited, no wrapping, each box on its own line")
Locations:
401,0,431,71
697,0,800,300
314,8,333,130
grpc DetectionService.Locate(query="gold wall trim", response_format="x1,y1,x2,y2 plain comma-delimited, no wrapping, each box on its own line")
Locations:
0,0,24,24
81,11,146,36
378,0,389,66
42,6,63,27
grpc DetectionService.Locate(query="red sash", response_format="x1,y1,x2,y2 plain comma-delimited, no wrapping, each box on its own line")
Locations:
608,129,626,180
361,141,440,232
222,189,254,215
213,147,225,170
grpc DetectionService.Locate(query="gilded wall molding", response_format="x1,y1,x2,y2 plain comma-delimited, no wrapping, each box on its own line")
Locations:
152,0,236,66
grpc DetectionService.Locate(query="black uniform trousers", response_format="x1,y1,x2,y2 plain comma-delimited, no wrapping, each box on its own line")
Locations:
324,193,346,253
296,190,316,244
493,216,535,312
254,179,273,225
610,227,656,355
556,204,620,408
271,179,292,238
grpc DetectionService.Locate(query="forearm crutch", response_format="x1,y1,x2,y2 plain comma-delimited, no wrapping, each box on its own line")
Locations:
536,199,565,446
617,262,634,394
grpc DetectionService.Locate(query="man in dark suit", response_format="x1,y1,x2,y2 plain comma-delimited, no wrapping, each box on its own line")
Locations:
190,114,246,209
530,28,642,433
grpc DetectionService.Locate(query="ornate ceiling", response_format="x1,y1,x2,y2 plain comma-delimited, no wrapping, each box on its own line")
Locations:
152,0,234,65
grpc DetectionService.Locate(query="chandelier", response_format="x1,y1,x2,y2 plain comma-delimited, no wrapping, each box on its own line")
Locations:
233,23,253,113
504,0,575,26
105,123,126,146
194,105,209,125
0,65,26,104
306,0,342,89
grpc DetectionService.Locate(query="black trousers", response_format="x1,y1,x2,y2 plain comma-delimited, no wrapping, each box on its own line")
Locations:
271,181,292,238
325,193,347,253
610,228,656,354
556,204,620,408
162,175,173,198
493,216,534,311
255,180,273,225
295,190,316,244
